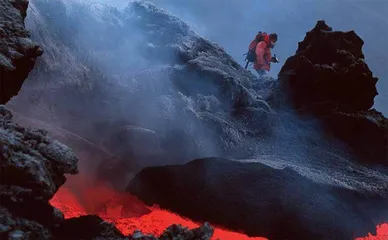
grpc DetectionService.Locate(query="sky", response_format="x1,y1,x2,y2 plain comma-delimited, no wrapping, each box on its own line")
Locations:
77,0,388,115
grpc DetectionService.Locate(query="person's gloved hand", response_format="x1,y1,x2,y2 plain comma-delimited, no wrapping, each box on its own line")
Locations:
270,55,279,63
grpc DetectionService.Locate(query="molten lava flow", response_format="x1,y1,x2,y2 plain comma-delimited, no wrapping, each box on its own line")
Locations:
355,224,388,240
50,180,267,240
50,177,387,240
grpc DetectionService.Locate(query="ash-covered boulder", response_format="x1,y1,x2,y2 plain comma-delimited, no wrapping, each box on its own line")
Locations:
278,20,387,165
0,0,43,104
127,157,388,240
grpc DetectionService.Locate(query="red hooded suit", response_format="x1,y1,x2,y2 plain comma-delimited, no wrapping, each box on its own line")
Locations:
248,34,272,71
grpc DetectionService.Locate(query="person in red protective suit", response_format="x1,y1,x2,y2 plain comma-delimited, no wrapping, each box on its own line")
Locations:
245,32,279,75
254,33,278,75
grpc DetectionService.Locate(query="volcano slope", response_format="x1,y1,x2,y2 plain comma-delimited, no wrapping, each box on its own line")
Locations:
7,0,278,187
9,1,384,195
127,21,388,240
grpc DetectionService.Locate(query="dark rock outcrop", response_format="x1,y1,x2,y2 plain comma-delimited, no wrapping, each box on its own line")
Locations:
0,106,78,239
127,157,388,240
278,20,387,165
0,0,43,104
279,20,378,113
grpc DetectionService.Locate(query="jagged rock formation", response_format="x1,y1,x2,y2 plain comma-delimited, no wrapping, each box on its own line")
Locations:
127,157,388,240
279,20,378,113
278,20,387,165
0,106,78,239
0,0,43,104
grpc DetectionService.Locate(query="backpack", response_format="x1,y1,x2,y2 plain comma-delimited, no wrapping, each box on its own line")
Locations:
246,32,267,63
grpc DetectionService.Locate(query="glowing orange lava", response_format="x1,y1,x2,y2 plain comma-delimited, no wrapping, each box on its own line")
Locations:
355,224,388,240
50,182,267,240
50,178,387,240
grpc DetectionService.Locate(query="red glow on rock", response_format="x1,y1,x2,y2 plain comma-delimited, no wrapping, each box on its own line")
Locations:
50,176,387,240
50,178,267,240
355,224,388,240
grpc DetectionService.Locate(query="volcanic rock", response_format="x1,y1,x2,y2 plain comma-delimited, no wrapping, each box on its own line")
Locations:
0,105,78,239
129,223,213,240
54,214,214,240
278,20,387,165
158,223,213,240
53,215,125,240
127,157,388,240
0,206,52,240
279,20,378,113
322,109,388,165
0,0,43,104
